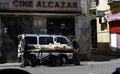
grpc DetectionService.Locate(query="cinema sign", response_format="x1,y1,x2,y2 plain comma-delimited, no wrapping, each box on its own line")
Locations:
0,0,81,11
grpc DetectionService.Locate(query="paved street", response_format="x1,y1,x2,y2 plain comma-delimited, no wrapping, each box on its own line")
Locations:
1,60,120,74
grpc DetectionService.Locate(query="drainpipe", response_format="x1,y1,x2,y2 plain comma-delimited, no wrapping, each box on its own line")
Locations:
86,0,92,59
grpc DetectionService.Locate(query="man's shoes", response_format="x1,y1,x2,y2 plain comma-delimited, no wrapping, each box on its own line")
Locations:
31,64,36,67
74,62,80,65
20,64,26,68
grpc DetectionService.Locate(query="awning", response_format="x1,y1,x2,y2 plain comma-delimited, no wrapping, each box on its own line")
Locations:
106,12,120,22
0,10,81,16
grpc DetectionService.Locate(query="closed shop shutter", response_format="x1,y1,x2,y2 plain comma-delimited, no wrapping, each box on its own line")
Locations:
109,20,120,33
117,34,120,49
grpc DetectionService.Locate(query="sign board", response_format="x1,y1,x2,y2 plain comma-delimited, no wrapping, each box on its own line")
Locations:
106,12,120,22
0,0,81,11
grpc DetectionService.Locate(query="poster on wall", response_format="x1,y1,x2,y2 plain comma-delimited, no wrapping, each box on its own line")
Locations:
106,12,120,22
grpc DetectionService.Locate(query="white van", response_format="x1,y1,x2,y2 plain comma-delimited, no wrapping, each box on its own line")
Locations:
18,34,73,66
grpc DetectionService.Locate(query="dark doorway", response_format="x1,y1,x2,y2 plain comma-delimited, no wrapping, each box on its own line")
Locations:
91,19,97,48
0,15,33,62
47,18,75,36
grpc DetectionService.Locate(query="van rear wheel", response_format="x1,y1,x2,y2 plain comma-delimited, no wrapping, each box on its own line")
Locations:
49,55,63,66
54,56,63,66
30,55,37,66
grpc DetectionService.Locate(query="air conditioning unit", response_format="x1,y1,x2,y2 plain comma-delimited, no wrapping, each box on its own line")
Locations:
108,0,120,3
96,11,105,17
108,0,113,3
101,17,106,23
90,1,96,9
113,0,120,1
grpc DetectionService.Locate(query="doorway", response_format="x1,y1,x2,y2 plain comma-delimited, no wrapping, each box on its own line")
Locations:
0,15,33,62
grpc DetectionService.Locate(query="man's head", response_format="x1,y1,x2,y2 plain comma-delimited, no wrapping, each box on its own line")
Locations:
69,36,75,41
17,34,22,40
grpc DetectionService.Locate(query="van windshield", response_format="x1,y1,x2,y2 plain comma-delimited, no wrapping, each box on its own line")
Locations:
56,37,69,44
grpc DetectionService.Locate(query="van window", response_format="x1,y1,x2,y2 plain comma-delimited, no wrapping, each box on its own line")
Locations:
24,37,37,44
39,37,53,45
56,37,69,44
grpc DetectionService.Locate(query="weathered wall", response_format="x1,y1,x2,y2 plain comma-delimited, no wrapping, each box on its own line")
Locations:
75,15,91,57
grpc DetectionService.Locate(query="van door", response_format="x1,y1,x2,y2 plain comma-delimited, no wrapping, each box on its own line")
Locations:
39,36,54,47
39,36,54,59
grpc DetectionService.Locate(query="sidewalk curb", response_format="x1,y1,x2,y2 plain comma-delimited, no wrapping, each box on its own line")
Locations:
1,60,120,67
0,63,21,67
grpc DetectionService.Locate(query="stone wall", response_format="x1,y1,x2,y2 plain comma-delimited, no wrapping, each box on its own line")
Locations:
75,15,91,59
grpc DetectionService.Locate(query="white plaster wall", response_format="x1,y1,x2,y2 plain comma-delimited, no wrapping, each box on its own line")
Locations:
80,0,89,16
33,16,47,33
33,16,47,28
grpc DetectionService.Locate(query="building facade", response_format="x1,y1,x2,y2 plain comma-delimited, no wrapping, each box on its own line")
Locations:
90,0,120,55
107,0,120,51
0,0,90,62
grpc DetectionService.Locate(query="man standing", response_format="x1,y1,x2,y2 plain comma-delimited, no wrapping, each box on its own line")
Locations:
17,34,35,67
68,37,80,65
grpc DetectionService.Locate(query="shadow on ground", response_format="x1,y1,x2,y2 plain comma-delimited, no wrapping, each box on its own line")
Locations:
90,53,120,61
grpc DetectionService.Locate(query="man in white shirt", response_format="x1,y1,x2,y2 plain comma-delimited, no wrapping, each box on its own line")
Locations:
17,34,35,67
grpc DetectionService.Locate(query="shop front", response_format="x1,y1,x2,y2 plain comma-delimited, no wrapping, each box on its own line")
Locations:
106,12,120,50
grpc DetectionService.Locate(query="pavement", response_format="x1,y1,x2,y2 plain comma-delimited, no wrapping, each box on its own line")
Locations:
1,61,119,74
0,61,101,67
0,59,120,67
0,53,120,67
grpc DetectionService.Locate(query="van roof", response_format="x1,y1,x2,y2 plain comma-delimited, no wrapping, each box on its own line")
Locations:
22,34,65,37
